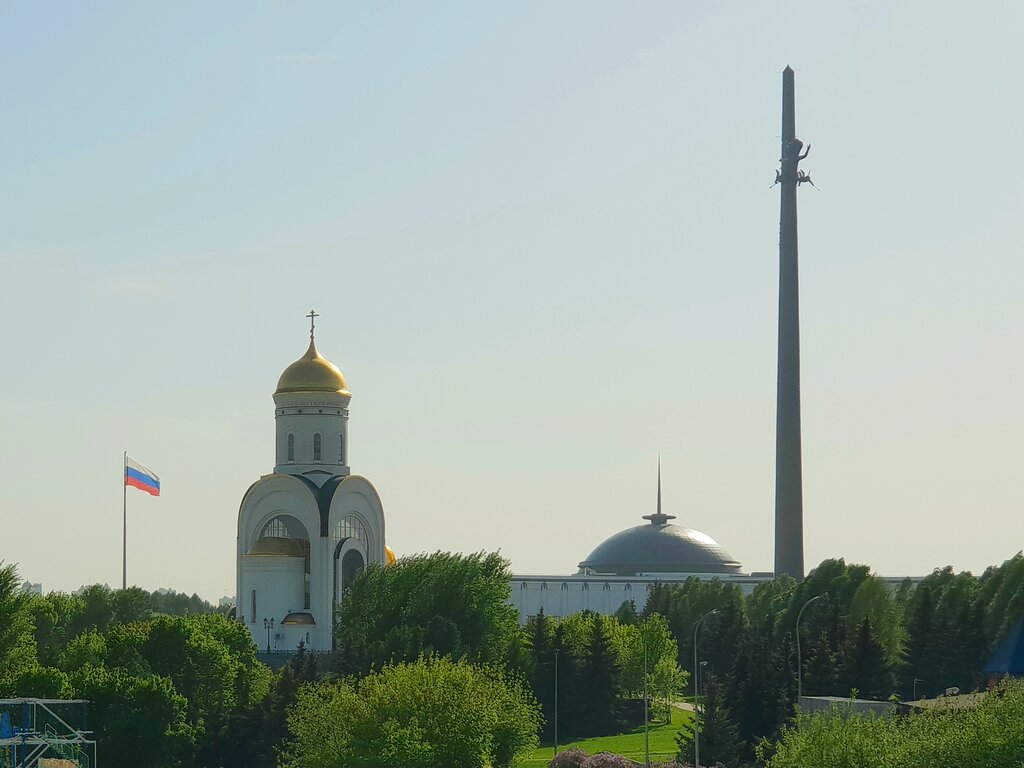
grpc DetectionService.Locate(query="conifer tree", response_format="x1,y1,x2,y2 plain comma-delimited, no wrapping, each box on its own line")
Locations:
840,617,891,700
678,674,740,767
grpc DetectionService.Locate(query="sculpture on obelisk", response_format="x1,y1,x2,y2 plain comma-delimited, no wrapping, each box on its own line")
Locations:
774,66,810,579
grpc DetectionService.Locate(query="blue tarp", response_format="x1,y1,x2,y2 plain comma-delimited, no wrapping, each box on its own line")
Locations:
985,618,1024,675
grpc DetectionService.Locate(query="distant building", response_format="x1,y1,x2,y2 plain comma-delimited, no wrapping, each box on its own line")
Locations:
20,581,42,596
800,696,896,718
985,617,1024,688
510,469,771,622
509,468,918,623
218,595,236,609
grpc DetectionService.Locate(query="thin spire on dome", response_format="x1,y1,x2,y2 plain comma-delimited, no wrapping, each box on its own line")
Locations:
306,309,319,341
643,455,676,526
657,455,662,517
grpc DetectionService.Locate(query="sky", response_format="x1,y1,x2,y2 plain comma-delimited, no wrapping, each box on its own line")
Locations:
2,2,1023,601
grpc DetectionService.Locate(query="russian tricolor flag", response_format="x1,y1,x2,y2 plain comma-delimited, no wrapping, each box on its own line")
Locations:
125,457,160,496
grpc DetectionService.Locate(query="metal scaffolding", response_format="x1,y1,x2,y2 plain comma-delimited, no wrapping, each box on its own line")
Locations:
0,698,96,768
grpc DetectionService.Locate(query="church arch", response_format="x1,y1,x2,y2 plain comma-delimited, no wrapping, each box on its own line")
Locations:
248,513,312,610
326,476,385,566
331,523,369,625
251,513,310,550
341,549,364,595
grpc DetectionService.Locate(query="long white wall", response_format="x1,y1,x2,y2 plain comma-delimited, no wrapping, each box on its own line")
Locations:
509,573,769,623
508,573,923,623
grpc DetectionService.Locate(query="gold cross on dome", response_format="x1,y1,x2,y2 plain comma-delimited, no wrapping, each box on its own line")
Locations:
306,309,319,340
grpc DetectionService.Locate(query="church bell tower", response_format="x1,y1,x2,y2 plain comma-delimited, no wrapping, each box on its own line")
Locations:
236,312,391,654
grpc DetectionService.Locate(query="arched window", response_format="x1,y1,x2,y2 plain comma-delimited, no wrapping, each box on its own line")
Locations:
313,433,322,462
287,433,295,463
339,433,345,464
250,590,256,624
333,514,369,549
263,518,290,538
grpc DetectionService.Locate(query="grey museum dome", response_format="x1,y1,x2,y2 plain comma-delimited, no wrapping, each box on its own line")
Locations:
578,511,743,576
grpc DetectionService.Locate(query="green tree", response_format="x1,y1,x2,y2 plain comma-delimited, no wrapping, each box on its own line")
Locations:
613,599,639,625
678,674,740,767
3,664,73,698
765,679,1024,768
526,609,557,737
72,664,196,768
801,629,838,697
279,657,541,768
576,614,624,735
0,562,35,685
95,613,271,754
649,652,688,723
616,614,670,696
335,551,522,675
849,575,905,664
839,617,891,700
202,642,321,768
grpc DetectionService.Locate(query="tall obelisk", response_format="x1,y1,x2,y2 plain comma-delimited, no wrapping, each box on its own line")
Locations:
774,66,807,579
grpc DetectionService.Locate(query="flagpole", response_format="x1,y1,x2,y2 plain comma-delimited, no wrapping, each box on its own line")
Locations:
122,450,127,591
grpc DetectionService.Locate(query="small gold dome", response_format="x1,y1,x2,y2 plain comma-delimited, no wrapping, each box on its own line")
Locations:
246,537,308,558
385,545,396,566
275,339,351,396
280,611,317,626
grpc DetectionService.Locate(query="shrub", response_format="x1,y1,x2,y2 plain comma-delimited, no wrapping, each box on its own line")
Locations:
550,747,590,768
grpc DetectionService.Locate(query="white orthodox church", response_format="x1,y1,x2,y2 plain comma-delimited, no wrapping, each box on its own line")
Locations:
236,322,393,652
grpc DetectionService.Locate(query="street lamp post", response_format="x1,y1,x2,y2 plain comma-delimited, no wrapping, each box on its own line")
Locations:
796,594,824,703
553,648,560,759
643,634,649,768
913,677,923,701
693,609,719,768
263,617,274,653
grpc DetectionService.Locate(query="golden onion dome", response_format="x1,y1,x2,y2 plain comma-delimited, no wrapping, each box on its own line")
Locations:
385,545,397,566
275,339,350,396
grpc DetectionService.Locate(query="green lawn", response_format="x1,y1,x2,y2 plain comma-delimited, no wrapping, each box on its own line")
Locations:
520,706,693,768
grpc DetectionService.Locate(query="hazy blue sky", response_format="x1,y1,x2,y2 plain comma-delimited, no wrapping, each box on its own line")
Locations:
2,2,1022,600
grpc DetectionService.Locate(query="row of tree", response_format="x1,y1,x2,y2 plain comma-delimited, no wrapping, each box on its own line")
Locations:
641,554,1024,764
5,550,1024,767
526,608,686,737
765,679,1024,768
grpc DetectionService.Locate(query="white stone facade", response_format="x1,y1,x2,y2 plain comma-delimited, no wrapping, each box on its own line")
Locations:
236,339,385,652
509,573,921,623
509,573,769,623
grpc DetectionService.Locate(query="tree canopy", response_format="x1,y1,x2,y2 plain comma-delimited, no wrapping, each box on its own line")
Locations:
334,551,522,674
279,656,541,768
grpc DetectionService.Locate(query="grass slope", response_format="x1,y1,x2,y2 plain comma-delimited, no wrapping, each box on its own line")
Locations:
521,706,693,767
